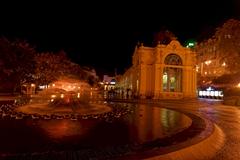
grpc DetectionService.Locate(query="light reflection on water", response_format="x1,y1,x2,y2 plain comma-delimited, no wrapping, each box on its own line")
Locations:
127,104,191,144
38,120,83,139
0,103,191,154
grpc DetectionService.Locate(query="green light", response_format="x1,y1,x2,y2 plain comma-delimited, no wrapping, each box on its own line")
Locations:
188,42,194,46
186,39,196,48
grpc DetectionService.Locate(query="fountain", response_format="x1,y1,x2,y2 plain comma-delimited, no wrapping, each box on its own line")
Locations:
0,78,215,160
16,78,112,116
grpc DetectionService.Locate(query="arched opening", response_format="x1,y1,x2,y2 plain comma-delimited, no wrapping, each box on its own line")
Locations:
163,54,182,92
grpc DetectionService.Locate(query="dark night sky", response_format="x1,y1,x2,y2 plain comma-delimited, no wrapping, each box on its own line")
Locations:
0,1,239,77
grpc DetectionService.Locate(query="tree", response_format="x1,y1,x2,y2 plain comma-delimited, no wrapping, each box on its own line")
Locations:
0,38,36,93
35,52,58,86
35,50,88,87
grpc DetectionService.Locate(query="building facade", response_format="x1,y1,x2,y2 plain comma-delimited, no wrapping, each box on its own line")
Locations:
101,75,116,91
195,38,228,78
195,19,240,80
117,40,197,99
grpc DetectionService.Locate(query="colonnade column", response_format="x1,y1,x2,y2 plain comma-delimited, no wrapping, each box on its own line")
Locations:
153,64,162,99
139,64,147,99
183,66,197,98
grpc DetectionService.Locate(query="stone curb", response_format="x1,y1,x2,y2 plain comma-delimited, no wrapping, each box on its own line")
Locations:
146,124,225,160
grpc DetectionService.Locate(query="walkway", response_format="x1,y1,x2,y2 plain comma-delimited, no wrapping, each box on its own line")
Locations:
119,98,240,160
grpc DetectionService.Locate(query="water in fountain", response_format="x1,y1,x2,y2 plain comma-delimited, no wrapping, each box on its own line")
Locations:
16,78,112,115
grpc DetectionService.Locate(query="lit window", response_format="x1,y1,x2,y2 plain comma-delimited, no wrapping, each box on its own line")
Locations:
202,91,206,96
205,60,211,65
210,91,214,97
196,65,199,72
206,91,210,96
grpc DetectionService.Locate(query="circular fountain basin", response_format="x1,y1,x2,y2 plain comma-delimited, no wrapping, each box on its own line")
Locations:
0,102,193,159
17,100,112,115
16,92,112,115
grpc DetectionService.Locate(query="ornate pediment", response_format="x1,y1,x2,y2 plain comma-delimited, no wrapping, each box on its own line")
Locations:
166,40,182,51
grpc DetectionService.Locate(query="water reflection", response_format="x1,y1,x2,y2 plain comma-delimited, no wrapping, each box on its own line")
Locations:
128,104,192,144
0,103,192,155
37,120,83,139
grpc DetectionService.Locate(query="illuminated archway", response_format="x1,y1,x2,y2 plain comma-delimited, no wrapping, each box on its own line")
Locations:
163,54,182,92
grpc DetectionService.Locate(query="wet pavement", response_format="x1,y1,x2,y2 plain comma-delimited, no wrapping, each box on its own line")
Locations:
154,98,240,160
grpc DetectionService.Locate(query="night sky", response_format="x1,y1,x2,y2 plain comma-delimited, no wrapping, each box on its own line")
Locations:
0,1,239,78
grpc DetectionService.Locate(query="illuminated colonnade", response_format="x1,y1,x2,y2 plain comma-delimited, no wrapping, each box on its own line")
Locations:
117,40,197,99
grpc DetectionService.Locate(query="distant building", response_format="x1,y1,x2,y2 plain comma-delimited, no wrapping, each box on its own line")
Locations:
100,75,116,91
117,40,197,99
195,19,240,81
195,38,228,78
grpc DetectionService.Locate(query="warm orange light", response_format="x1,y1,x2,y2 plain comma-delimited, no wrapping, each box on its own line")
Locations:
237,83,240,88
196,65,199,72
38,121,82,139
205,60,211,65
